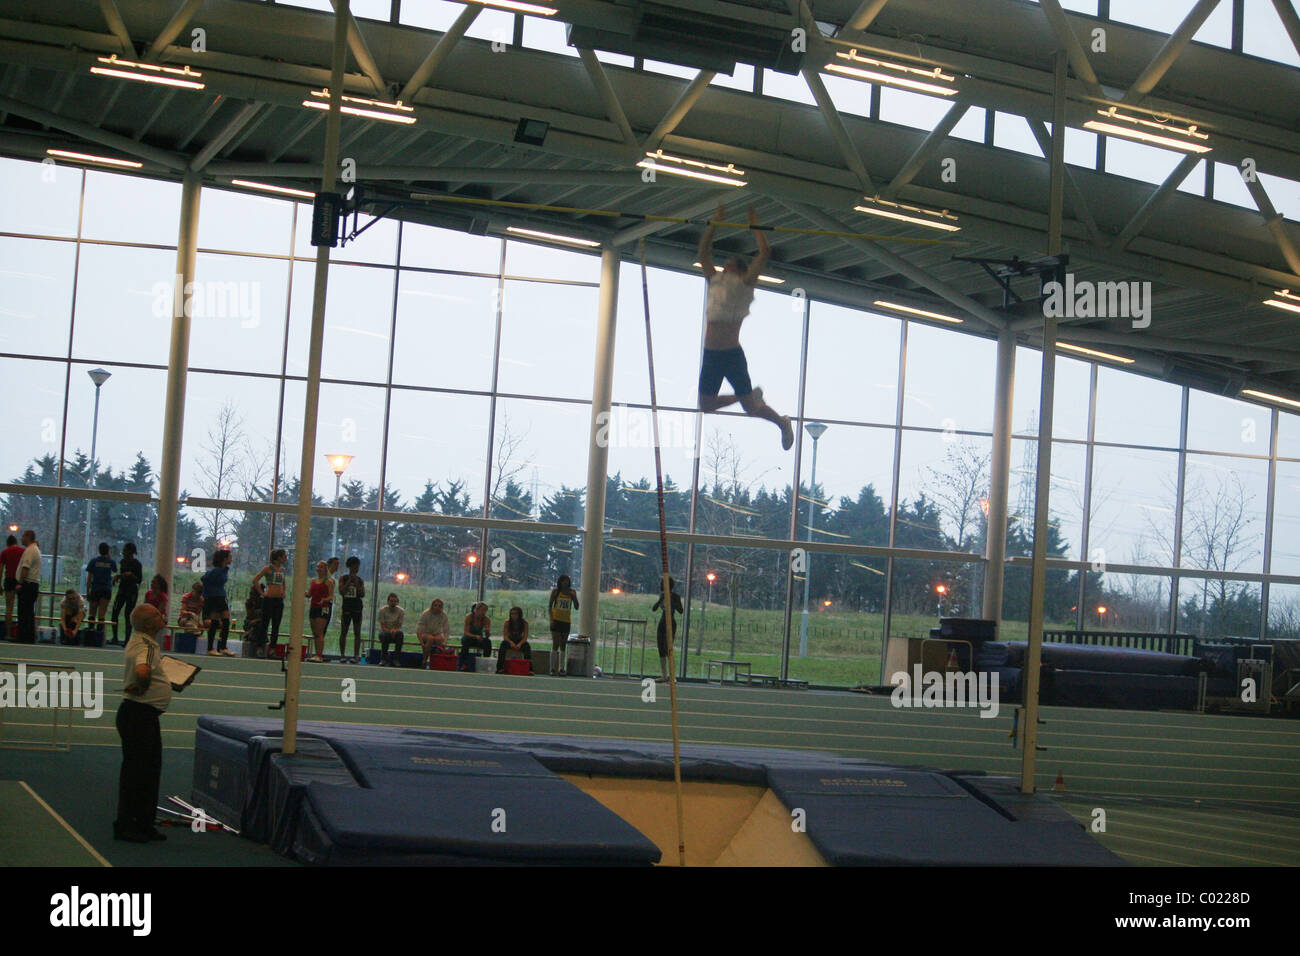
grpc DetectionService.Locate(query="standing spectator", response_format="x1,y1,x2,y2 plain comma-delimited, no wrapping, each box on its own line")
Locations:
460,603,492,671
416,597,450,667
322,556,340,636
498,606,532,674
307,561,333,662
61,589,85,643
144,575,169,621
547,575,579,676
109,542,143,645
177,580,204,636
202,549,234,657
651,578,684,681
337,556,365,663
251,549,287,653
113,604,171,843
2,534,24,640
377,593,405,666
84,542,116,638
15,530,41,644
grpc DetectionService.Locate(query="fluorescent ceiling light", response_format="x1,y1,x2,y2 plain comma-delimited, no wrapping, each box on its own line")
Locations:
1057,342,1136,365
303,90,417,124
45,148,142,169
506,226,600,248
638,150,746,187
231,179,316,199
1264,289,1300,315
465,0,557,14
825,49,957,97
692,262,784,284
91,55,204,90
1240,388,1300,411
872,300,963,324
854,197,961,232
1082,107,1211,154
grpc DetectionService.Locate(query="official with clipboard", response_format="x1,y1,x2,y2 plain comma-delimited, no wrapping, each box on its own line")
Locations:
114,603,193,844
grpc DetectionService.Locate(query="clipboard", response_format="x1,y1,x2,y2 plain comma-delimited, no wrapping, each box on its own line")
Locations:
159,655,202,692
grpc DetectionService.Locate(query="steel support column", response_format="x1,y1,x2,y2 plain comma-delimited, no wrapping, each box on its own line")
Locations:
577,247,621,672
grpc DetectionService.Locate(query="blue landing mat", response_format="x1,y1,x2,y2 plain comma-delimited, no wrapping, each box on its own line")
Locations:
193,716,1124,866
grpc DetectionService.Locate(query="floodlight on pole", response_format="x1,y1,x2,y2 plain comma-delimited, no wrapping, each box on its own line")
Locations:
81,368,112,572
324,453,353,559
798,422,828,658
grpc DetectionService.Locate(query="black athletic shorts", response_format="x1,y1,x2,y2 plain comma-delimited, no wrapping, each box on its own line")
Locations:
202,596,229,616
698,347,752,399
3,577,15,593
310,607,325,620
88,588,112,603
550,621,571,642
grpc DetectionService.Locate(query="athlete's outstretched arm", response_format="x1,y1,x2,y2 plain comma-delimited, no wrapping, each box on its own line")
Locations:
745,207,770,285
697,204,725,277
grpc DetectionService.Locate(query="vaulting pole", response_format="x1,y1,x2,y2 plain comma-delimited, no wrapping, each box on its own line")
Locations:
639,240,687,867
283,1,349,755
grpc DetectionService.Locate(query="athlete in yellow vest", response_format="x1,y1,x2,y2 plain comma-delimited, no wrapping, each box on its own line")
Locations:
547,575,579,677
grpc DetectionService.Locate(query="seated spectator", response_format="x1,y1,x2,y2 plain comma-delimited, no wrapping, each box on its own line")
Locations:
61,589,85,642
144,575,169,620
378,593,405,666
417,597,450,667
243,587,266,657
460,602,492,671
177,580,204,634
497,606,532,674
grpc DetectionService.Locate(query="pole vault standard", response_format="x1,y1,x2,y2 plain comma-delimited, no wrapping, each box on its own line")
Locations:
638,239,688,867
409,193,967,247
1020,50,1068,794
283,3,349,755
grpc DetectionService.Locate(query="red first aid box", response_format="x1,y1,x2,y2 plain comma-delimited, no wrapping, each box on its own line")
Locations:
503,658,531,676
432,653,458,671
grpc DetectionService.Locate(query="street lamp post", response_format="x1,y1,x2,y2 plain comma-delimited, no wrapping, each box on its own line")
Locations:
936,583,947,619
798,422,828,658
324,454,353,560
81,369,112,571
704,571,716,631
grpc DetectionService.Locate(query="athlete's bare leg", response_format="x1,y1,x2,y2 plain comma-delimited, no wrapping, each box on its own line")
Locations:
699,392,743,413
739,388,795,449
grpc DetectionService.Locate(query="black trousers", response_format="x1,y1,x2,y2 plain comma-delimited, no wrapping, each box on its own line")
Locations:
16,581,38,643
111,588,139,641
115,698,162,833
380,631,404,663
263,597,284,646
459,634,492,669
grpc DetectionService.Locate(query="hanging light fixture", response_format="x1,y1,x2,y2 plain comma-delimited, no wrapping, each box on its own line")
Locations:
825,49,957,97
854,196,961,232
637,149,747,187
90,55,205,90
1082,106,1211,154
301,89,417,124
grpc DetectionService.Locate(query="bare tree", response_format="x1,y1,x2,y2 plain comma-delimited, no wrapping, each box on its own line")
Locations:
1180,470,1259,618
490,412,534,510
194,401,254,548
924,439,991,552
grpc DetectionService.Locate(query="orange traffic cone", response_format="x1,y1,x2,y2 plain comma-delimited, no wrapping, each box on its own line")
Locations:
1053,772,1066,792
